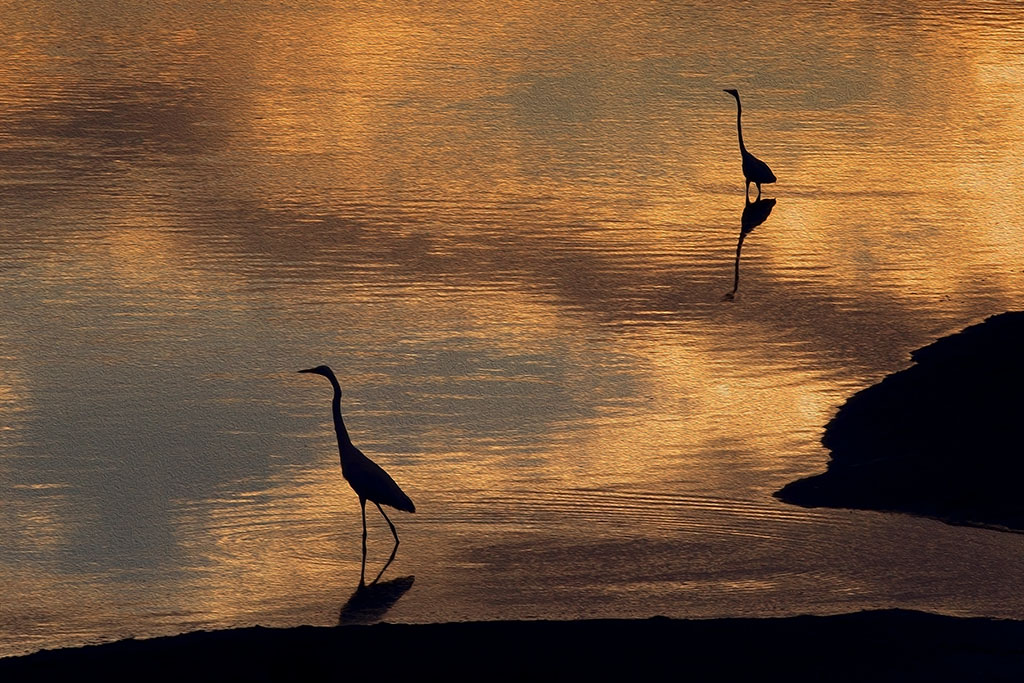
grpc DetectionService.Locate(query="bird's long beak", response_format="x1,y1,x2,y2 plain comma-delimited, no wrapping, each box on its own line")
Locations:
298,368,316,374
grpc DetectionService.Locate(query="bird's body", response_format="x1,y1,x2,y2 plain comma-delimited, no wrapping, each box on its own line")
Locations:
340,443,415,514
299,365,414,580
724,89,776,199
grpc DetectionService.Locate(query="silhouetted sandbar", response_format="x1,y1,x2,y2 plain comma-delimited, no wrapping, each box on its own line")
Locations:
777,311,1024,531
4,610,1024,680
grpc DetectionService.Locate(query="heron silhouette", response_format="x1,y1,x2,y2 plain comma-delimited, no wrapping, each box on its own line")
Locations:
724,89,776,200
299,365,415,581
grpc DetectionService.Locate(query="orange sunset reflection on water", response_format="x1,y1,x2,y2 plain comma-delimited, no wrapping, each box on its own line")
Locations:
3,0,1024,657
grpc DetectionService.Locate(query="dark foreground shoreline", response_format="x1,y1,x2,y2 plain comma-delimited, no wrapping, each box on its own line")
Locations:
778,311,1024,532
4,610,1024,681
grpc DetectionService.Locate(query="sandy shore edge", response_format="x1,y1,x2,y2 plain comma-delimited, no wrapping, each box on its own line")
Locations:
777,311,1024,532
3,609,1024,680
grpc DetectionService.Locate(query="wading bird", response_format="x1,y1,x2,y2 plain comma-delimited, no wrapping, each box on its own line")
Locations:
299,365,415,579
724,89,776,199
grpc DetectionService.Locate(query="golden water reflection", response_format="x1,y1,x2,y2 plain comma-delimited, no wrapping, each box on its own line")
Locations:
3,0,1024,658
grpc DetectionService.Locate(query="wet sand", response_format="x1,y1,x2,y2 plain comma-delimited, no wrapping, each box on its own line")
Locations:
3,610,1024,681
778,312,1024,532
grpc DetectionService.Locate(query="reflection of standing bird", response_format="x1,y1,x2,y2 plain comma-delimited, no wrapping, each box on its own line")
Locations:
724,89,776,199
741,195,777,235
299,365,415,575
339,575,415,625
724,196,776,300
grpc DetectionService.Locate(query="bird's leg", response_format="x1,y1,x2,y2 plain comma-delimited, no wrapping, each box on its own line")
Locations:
745,180,750,200
359,497,368,585
374,502,400,547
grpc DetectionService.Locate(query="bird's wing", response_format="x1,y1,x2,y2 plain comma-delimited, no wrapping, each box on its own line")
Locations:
346,450,416,512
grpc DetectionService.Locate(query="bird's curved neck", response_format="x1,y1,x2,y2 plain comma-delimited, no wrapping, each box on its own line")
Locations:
328,376,352,450
733,95,746,153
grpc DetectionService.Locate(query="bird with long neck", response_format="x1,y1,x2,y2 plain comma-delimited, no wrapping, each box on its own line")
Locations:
299,365,415,581
724,89,776,199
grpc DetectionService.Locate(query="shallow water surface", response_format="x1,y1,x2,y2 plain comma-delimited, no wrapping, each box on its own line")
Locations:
3,0,1024,657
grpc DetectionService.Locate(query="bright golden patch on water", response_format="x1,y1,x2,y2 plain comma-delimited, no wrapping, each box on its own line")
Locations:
3,0,1024,658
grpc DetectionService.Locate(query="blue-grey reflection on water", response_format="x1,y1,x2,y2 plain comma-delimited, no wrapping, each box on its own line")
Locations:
3,0,1024,658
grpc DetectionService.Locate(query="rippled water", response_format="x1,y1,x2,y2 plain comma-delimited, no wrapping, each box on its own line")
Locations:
3,0,1024,657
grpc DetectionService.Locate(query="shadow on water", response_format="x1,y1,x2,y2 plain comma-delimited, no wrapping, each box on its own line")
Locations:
339,575,415,625
723,196,776,301
361,538,400,586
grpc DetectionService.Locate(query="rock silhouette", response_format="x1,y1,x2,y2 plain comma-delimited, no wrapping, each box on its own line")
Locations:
777,311,1024,532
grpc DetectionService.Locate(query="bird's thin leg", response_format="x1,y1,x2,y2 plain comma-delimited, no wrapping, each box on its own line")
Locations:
374,502,400,547
745,181,750,200
359,497,368,585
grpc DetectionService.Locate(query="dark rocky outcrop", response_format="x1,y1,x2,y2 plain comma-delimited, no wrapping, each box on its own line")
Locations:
778,311,1024,531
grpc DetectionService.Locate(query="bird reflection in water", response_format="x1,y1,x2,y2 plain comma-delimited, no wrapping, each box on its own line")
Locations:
723,196,776,301
339,575,416,626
